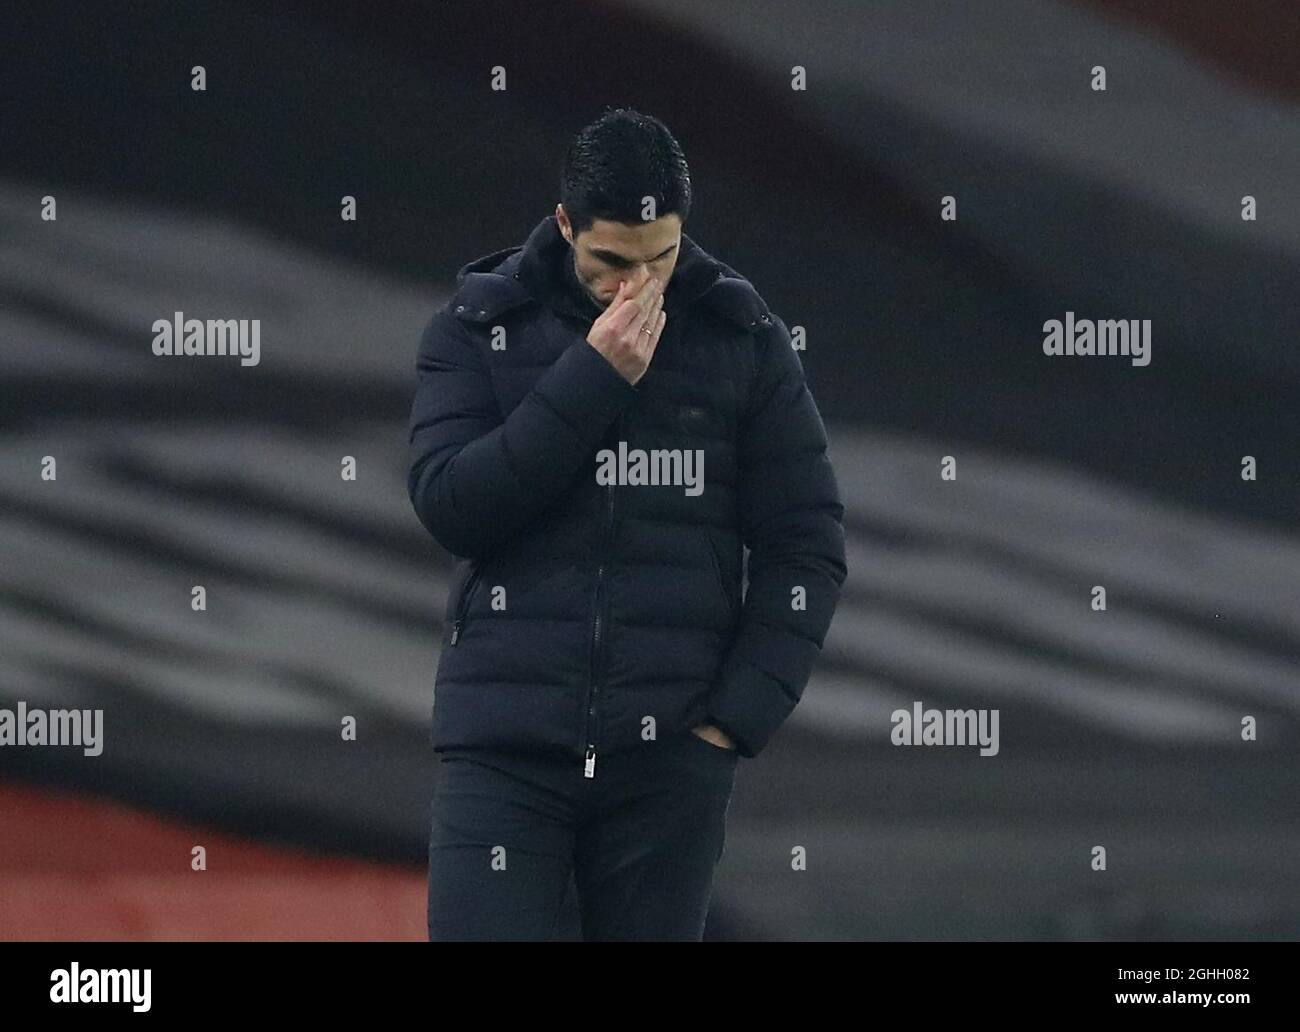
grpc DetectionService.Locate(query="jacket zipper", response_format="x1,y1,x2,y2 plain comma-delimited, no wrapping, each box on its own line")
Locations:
583,415,621,777
449,563,482,646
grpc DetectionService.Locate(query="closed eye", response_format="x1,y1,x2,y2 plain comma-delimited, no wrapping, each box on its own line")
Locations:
591,244,677,268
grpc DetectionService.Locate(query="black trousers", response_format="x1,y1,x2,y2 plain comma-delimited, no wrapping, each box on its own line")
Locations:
427,726,740,941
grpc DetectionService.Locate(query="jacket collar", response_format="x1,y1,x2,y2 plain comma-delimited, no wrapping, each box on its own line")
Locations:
451,214,771,333
512,214,723,321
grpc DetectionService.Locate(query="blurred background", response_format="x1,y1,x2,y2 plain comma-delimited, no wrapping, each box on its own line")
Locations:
2,0,1298,940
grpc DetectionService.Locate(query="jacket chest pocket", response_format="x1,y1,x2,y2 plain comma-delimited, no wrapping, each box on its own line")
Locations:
677,403,710,434
670,393,737,446
624,393,730,444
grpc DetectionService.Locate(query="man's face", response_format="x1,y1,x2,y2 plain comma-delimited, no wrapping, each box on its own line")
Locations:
556,205,682,310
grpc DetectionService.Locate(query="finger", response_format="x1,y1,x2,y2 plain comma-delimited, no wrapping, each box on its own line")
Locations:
636,307,666,360
648,307,667,345
639,289,663,329
612,279,657,336
595,279,630,322
637,276,661,304
626,277,661,319
629,288,663,342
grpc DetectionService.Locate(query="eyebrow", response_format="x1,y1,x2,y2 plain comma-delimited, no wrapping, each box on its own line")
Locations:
589,243,678,265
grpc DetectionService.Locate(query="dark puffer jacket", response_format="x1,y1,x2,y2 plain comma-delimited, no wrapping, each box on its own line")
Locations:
407,214,846,771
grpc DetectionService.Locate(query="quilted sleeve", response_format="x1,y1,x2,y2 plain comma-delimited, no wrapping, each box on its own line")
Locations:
407,306,637,558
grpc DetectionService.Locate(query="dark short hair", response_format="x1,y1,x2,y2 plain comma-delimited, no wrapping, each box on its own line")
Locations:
560,107,692,236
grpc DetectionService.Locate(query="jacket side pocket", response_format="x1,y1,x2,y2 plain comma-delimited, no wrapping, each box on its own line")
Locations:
449,561,483,645
702,529,738,623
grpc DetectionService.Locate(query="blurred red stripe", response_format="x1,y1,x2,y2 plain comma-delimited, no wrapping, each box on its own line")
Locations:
0,781,426,940
1081,0,1300,101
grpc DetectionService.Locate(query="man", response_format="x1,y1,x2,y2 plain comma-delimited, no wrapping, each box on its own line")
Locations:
408,108,846,940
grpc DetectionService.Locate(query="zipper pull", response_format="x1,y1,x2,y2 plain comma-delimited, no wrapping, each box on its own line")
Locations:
449,620,461,645
583,745,596,778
